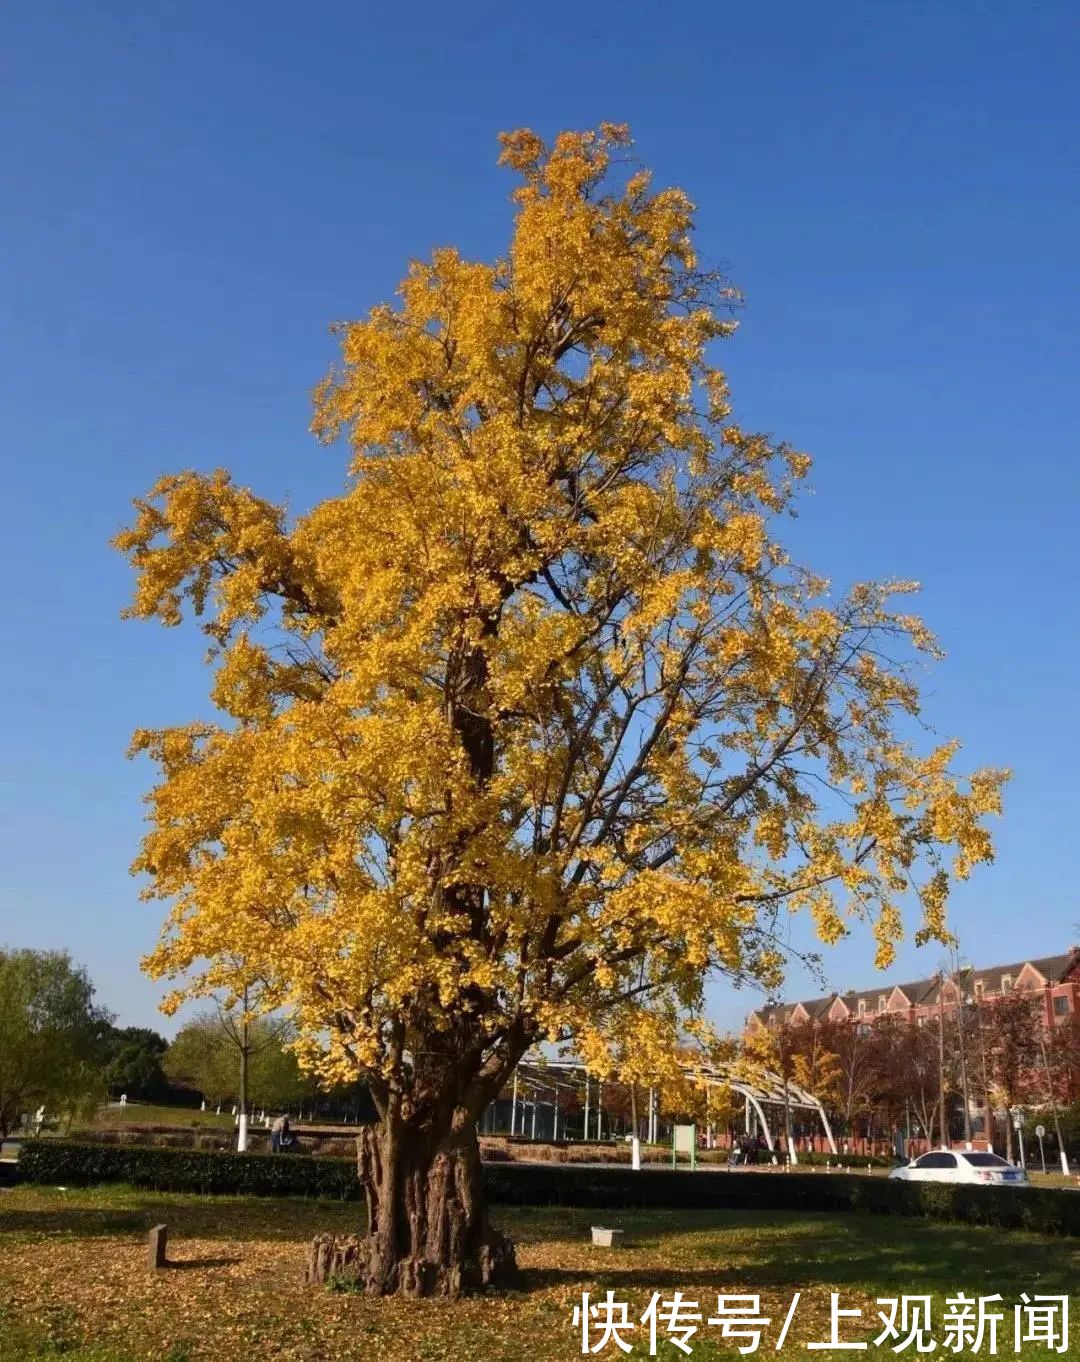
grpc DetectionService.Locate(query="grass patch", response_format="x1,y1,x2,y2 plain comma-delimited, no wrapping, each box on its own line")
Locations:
0,1185,1077,1359
71,1104,237,1132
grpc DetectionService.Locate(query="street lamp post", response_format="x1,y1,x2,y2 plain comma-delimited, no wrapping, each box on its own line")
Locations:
937,976,948,1148
954,994,973,1148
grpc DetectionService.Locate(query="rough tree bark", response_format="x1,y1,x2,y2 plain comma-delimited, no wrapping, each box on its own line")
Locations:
306,1112,517,1297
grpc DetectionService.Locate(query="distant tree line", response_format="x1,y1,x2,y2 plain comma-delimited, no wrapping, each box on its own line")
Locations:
743,991,1080,1160
0,948,372,1137
5,943,1076,1154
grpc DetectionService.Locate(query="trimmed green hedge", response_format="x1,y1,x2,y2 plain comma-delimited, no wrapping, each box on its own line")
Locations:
18,1141,358,1200
485,1162,1080,1235
17,1141,1080,1237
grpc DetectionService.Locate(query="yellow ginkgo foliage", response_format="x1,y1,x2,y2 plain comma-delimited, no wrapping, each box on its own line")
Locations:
115,124,1005,1297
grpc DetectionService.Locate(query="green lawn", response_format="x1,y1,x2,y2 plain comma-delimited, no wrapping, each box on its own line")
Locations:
0,1184,1075,1361
71,1103,239,1132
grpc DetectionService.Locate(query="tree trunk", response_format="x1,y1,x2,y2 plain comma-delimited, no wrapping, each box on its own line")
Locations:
306,1114,517,1298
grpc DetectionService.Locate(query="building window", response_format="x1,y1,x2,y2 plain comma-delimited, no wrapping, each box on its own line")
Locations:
974,980,985,999
857,1024,871,1037
916,1016,926,1028
878,996,887,1012
1054,995,1070,1016
858,999,867,1015
1001,975,1013,994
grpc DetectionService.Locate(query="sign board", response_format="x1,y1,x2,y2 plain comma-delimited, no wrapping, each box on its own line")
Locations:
1035,1124,1046,1138
1012,1111,1024,1130
672,1123,697,1170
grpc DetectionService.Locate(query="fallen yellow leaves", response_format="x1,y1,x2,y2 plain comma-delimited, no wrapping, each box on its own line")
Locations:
2,1187,1076,1361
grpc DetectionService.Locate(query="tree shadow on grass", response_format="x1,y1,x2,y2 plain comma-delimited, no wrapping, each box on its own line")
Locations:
0,1208,147,1239
517,1213,1080,1300
0,1197,361,1243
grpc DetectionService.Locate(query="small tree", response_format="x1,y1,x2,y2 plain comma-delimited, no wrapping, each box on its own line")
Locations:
891,1019,943,1149
787,1021,844,1114
832,1023,875,1141
165,1010,307,1111
742,1019,799,1155
983,993,1041,1162
115,124,1005,1296
0,949,111,1137
164,1014,235,1106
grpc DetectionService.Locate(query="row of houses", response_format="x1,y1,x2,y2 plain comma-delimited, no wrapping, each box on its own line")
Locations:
748,949,1080,1035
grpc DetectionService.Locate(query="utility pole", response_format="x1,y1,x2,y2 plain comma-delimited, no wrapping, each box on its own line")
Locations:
972,989,993,1151
938,974,948,1148
951,958,973,1147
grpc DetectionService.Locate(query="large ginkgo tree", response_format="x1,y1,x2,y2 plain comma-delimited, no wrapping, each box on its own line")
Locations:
115,124,1004,1296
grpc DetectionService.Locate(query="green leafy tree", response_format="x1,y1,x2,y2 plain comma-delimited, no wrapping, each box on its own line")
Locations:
96,1025,170,1102
0,949,111,1137
165,1010,308,1111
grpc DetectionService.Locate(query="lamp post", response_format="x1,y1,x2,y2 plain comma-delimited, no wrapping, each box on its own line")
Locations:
937,975,948,1148
954,982,973,1148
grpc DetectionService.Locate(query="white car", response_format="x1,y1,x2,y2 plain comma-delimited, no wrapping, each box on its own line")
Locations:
889,1149,1029,1186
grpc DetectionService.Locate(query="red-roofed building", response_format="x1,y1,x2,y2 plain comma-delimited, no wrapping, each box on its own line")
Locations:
748,949,1080,1037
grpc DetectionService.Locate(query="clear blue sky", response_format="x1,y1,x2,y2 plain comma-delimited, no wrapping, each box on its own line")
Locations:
2,0,1078,1036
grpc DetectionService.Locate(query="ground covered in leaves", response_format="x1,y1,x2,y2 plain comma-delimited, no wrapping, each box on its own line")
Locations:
1,1184,1077,1360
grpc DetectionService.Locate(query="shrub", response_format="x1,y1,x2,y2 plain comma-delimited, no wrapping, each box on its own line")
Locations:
17,1141,1080,1238
481,1164,1080,1235
18,1140,358,1200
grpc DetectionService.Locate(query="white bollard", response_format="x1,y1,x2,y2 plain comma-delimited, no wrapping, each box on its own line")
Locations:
237,1112,249,1153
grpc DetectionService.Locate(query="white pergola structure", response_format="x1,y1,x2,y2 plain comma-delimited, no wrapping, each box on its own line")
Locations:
497,1054,838,1161
686,1060,839,1161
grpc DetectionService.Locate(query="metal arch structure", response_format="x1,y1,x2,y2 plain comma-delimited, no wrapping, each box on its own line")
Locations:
684,1061,839,1161
503,1054,838,1159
